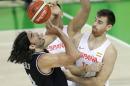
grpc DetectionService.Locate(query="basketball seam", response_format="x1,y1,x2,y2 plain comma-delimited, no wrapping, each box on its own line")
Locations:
42,8,51,22
31,2,47,22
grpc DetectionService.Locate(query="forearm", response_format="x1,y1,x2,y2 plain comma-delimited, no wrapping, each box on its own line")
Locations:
68,0,91,37
69,75,93,86
57,28,80,60
78,0,91,25
43,34,56,48
69,75,103,86
80,0,90,10
66,65,86,76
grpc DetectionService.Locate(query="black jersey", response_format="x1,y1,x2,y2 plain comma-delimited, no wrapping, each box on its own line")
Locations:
24,52,68,86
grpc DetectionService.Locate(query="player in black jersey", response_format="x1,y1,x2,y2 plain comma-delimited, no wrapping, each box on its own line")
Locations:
8,21,80,86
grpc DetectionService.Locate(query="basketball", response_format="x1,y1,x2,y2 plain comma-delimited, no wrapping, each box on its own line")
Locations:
27,0,51,24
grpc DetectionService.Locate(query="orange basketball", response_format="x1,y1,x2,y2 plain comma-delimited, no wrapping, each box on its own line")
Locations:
27,0,51,24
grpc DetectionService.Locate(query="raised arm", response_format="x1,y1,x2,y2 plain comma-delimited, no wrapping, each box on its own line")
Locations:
38,21,80,69
68,0,91,37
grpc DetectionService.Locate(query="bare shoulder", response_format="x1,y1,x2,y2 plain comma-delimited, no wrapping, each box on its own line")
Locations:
104,43,117,61
107,43,117,56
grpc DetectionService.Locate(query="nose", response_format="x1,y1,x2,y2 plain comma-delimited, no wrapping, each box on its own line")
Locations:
93,21,97,26
92,22,97,29
39,33,44,39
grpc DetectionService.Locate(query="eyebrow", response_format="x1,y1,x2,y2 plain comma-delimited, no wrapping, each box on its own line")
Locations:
98,20,104,23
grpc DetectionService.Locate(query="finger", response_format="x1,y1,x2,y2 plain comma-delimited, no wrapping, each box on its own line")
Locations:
46,21,52,29
48,20,55,28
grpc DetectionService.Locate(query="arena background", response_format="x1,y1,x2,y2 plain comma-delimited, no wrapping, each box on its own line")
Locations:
0,0,130,86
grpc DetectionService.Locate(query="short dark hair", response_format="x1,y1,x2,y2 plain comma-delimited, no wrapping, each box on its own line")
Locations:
97,9,116,25
8,31,34,64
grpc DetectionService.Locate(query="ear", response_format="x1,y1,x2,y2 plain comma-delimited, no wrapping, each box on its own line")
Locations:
106,24,112,31
29,44,36,50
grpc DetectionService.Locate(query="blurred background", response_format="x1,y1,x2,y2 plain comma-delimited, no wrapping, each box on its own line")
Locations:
0,0,130,44
0,0,130,86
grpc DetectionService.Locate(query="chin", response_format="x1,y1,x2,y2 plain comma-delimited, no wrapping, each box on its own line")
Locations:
94,35,99,37
92,33,100,37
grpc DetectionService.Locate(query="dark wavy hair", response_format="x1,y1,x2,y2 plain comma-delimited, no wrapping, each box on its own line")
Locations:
8,31,34,64
97,9,116,26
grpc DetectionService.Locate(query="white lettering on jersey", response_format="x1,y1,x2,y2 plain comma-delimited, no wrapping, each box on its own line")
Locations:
47,26,68,54
24,62,30,69
80,52,98,62
47,42,65,52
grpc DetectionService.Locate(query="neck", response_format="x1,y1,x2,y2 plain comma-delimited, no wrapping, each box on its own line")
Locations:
89,33,107,43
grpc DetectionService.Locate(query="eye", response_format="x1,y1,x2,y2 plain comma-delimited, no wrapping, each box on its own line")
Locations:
98,20,103,24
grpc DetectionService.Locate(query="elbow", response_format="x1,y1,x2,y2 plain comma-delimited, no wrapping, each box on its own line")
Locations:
95,79,106,86
96,82,104,86
88,77,105,86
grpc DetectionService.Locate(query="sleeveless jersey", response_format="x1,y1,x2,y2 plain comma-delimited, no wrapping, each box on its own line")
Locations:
24,52,68,86
76,32,111,86
47,25,68,53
